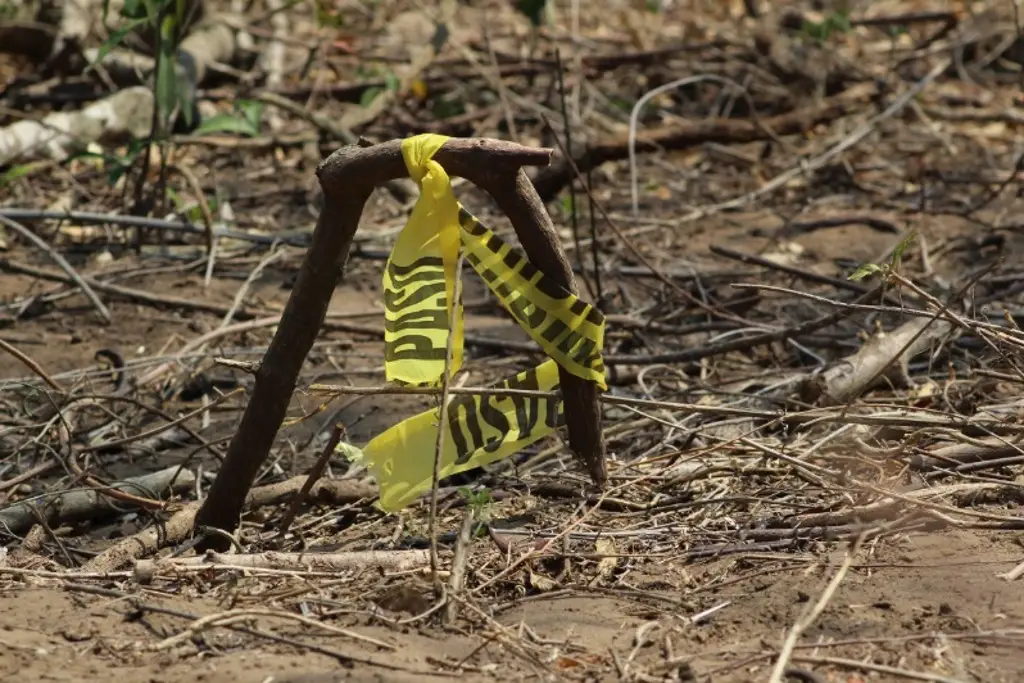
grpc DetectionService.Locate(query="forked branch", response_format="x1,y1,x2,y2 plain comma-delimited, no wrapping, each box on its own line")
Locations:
193,137,606,546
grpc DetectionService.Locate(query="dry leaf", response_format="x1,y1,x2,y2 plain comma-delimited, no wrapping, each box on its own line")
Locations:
759,248,801,267
980,122,1008,139
528,569,557,592
594,538,618,583
911,379,938,399
410,79,428,100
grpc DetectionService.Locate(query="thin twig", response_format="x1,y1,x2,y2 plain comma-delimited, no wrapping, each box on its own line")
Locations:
276,422,346,538
444,510,476,625
0,215,111,323
791,655,970,683
219,244,287,328
429,251,466,589
0,337,66,393
539,112,752,326
168,162,217,290
768,534,865,683
152,607,394,651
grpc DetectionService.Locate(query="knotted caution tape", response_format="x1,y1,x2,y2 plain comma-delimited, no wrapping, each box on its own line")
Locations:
383,134,465,387
356,134,607,511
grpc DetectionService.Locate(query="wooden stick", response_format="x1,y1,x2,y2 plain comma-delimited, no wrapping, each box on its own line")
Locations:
193,137,607,546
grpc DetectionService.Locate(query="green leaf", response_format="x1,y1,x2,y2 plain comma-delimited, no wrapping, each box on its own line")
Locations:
107,155,136,184
120,0,149,20
153,15,180,135
383,71,400,92
801,19,826,42
181,96,195,129
168,193,215,223
829,10,852,34
94,17,147,63
515,0,547,26
888,230,917,271
458,486,492,521
430,21,450,53
173,0,188,26
848,263,882,282
126,136,147,158
237,99,263,130
65,149,138,185
0,162,42,186
193,113,260,137
65,150,118,165
359,86,382,108
154,59,178,133
801,10,851,44
315,0,345,28
431,97,465,119
165,185,182,209
333,442,365,464
559,194,575,216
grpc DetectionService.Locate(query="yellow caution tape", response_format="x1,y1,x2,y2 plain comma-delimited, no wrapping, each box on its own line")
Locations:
456,205,607,390
360,359,564,512
363,133,608,511
383,135,464,387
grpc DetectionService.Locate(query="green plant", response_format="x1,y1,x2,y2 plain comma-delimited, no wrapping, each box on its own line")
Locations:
458,486,493,523
66,137,147,185
96,0,199,228
0,161,46,186
848,230,917,282
801,9,852,44
514,0,549,58
359,71,400,108
99,0,195,135
558,193,575,218
193,99,264,137
314,0,344,28
431,95,466,120
166,186,217,222
514,0,548,27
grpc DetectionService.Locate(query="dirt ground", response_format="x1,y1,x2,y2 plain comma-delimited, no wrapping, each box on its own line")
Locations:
3,208,1023,682
5,1,1024,682
1,529,1023,682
